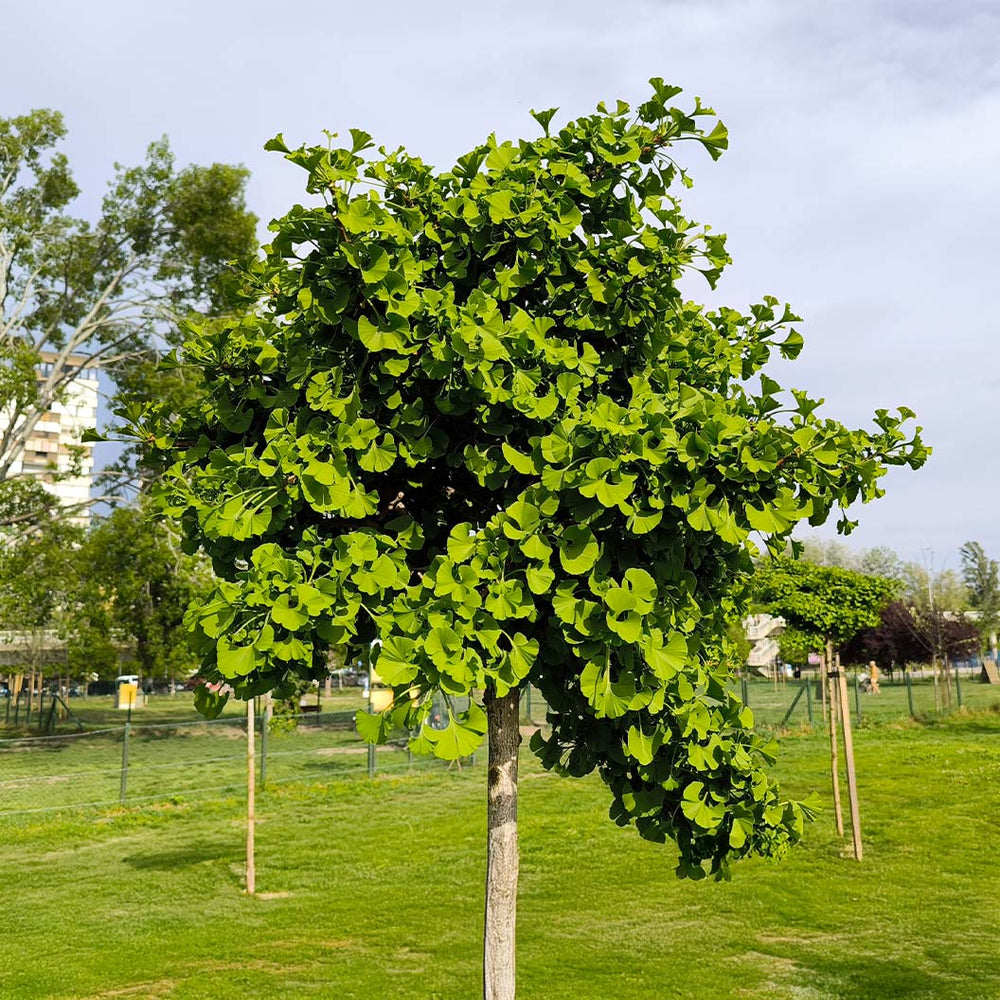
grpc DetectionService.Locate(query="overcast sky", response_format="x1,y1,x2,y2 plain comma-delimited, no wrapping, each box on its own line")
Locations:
5,0,998,566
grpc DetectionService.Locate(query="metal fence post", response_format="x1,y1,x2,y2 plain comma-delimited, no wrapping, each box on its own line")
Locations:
854,674,862,725
741,675,749,706
805,678,814,724
779,684,805,728
905,672,915,719
367,742,376,779
119,722,131,805
955,669,963,709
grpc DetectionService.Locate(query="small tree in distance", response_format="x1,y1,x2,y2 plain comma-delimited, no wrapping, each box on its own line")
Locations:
959,540,999,652
753,558,898,651
128,81,927,998
840,600,980,679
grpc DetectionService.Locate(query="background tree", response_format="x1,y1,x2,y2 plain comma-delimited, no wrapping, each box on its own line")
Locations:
129,82,926,999
901,562,968,612
69,505,212,685
839,600,927,680
753,559,899,649
959,540,999,653
0,517,82,674
798,537,857,570
725,618,752,672
776,625,817,668
841,600,980,692
0,109,257,522
858,545,904,581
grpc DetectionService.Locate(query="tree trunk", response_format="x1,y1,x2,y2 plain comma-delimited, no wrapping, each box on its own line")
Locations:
484,687,521,1000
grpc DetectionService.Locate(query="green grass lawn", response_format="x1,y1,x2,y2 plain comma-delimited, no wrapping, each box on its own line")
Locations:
1,712,999,999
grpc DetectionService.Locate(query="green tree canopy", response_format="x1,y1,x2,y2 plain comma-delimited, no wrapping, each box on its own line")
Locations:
959,540,999,643
0,517,82,670
127,80,926,997
132,77,927,863
776,624,816,665
69,505,213,681
753,557,899,646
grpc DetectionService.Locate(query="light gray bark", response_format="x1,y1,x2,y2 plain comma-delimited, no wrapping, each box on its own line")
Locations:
484,687,520,1000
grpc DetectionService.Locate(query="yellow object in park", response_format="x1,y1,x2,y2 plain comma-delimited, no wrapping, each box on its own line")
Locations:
117,682,138,710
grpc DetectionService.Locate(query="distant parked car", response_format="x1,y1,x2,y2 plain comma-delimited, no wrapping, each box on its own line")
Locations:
0,681,10,699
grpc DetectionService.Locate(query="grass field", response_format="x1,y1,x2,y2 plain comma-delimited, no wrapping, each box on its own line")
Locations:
1,711,999,999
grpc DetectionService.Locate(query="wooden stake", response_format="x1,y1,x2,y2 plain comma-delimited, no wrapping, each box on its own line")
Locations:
826,642,844,838
246,697,256,895
820,654,828,725
835,651,863,861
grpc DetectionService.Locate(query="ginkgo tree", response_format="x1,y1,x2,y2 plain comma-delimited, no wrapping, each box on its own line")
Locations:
128,80,927,999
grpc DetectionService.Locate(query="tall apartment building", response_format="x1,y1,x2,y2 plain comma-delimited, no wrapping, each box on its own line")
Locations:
4,353,99,522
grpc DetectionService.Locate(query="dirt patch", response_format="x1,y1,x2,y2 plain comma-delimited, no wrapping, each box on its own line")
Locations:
757,932,841,946
78,979,177,999
192,959,291,974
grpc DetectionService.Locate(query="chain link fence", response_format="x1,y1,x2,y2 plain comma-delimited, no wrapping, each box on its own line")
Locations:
738,662,1000,728
0,705,477,820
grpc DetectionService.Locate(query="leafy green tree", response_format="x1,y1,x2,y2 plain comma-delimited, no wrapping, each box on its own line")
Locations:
69,505,212,684
959,540,999,649
858,545,904,581
0,517,83,672
777,625,816,666
901,563,968,613
753,558,899,649
128,81,926,998
0,109,257,522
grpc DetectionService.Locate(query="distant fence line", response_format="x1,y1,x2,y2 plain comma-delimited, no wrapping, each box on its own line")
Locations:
0,706,476,819
2,673,998,821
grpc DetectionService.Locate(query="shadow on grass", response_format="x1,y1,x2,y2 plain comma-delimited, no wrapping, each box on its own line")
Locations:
809,955,985,1000
122,844,231,870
